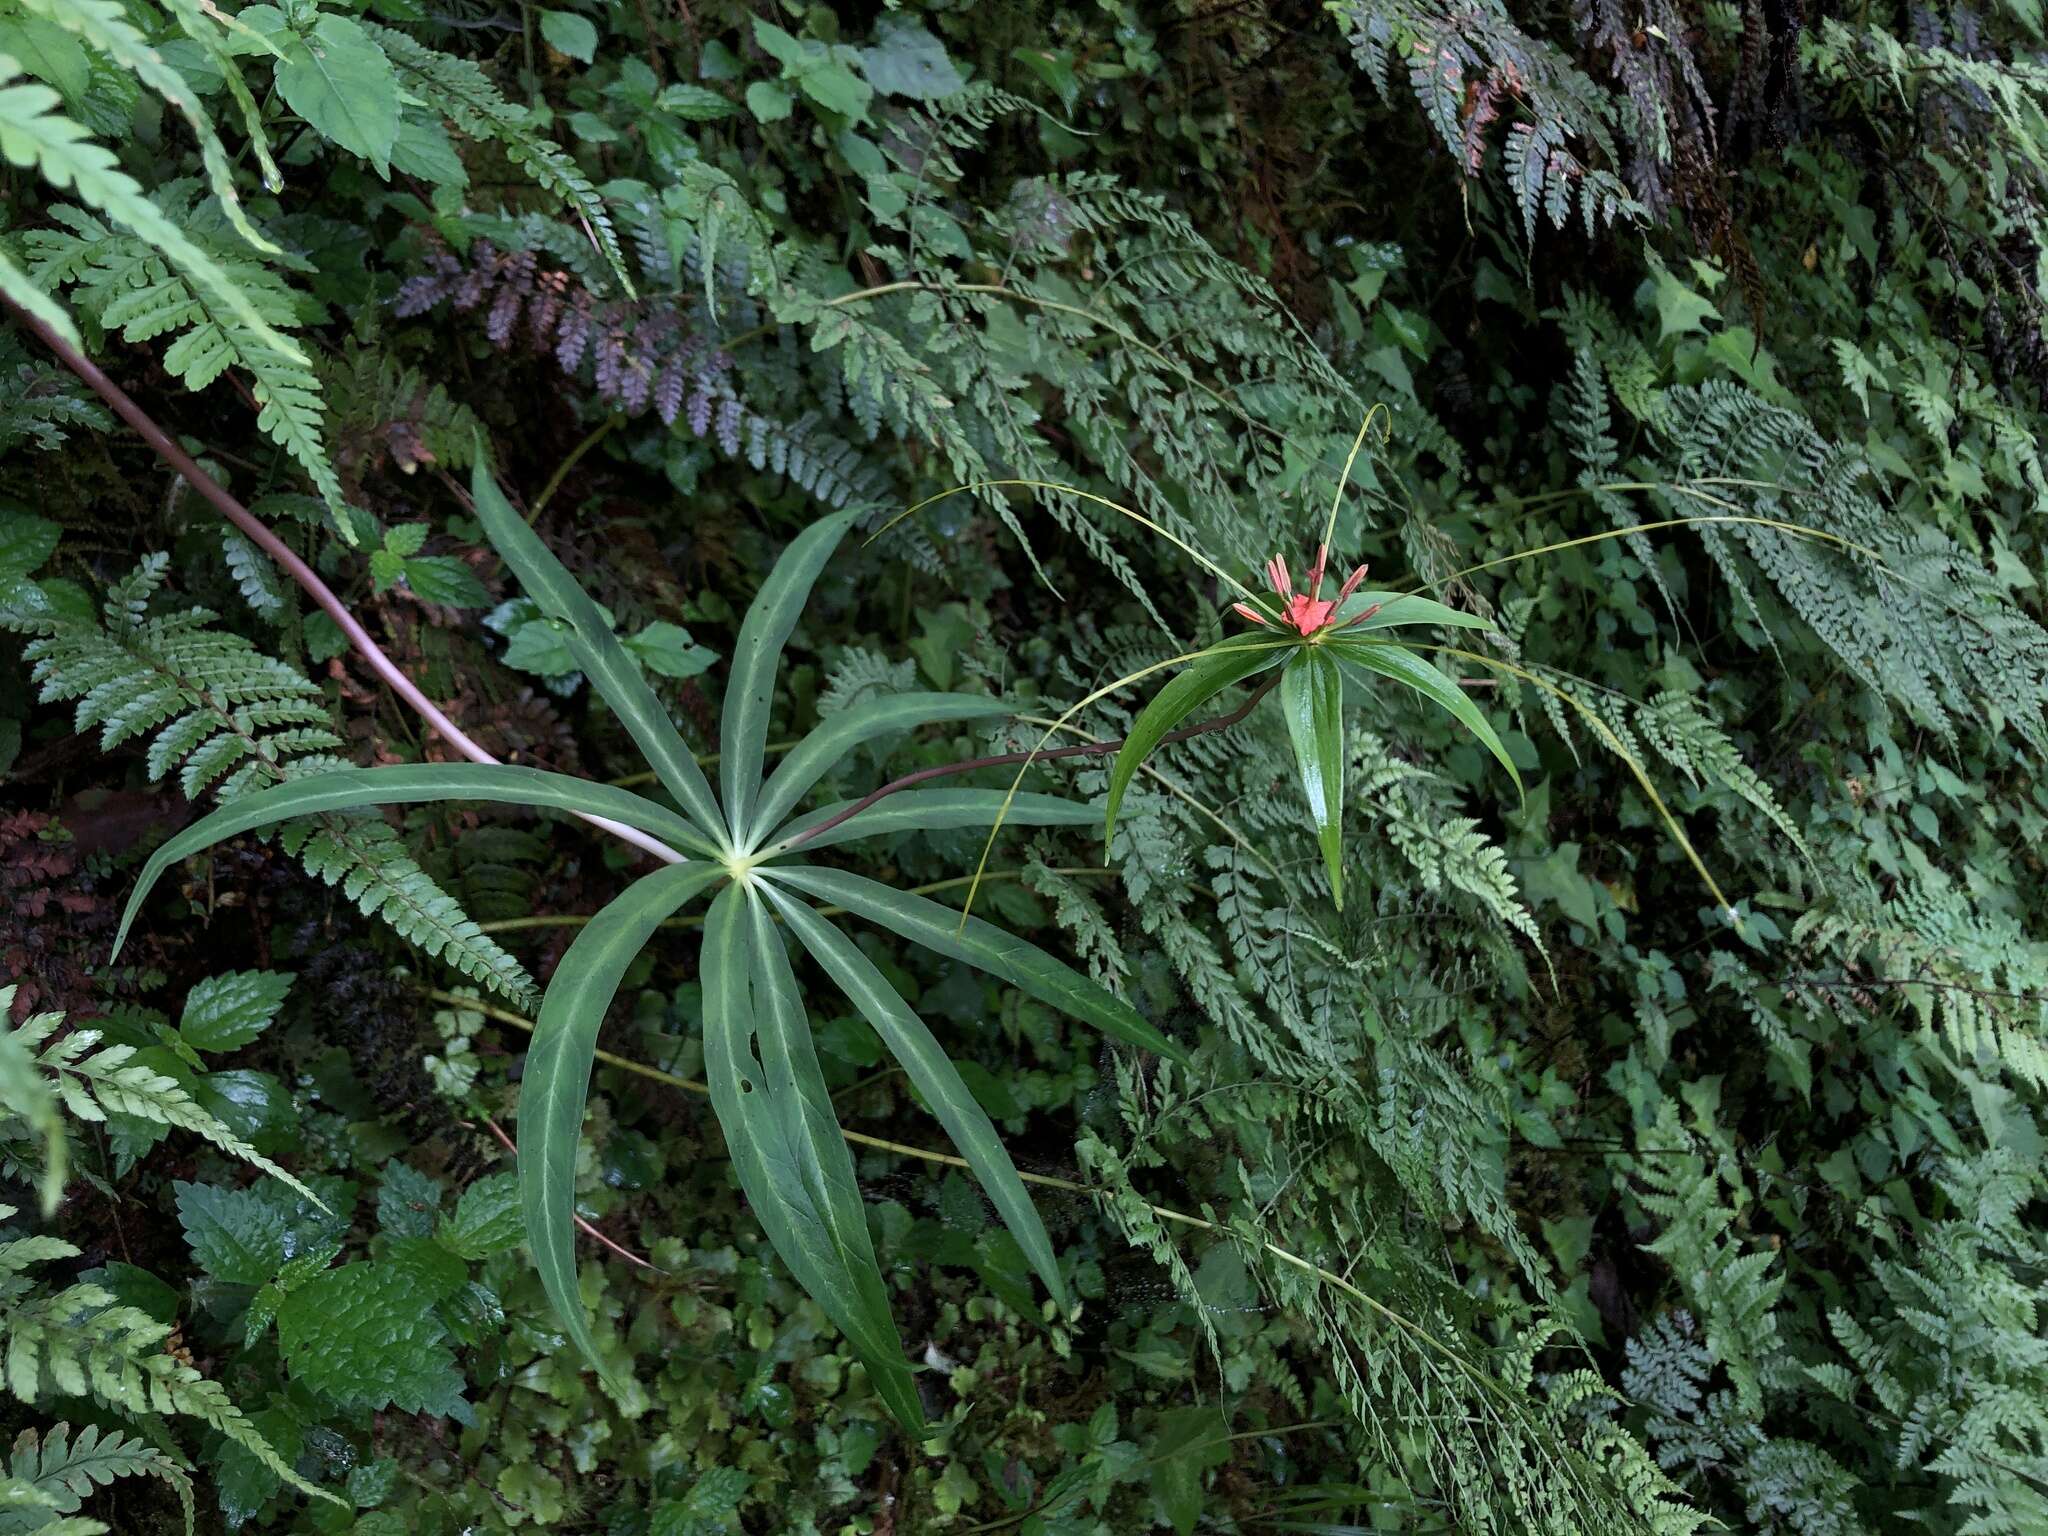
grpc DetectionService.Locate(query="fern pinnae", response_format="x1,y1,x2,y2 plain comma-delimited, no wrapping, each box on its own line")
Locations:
26,199,346,521
0,62,301,359
367,24,633,295
10,0,280,257
1,562,536,1006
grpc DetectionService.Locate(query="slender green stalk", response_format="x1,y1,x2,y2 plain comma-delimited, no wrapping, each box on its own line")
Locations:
528,415,620,523
869,478,1266,609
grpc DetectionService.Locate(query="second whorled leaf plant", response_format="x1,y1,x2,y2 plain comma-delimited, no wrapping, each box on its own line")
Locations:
114,460,1182,1436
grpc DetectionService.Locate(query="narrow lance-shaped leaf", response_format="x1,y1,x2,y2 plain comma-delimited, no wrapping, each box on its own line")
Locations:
1334,591,1494,632
767,866,1188,1064
1279,647,1347,908
1331,638,1524,797
701,886,924,1432
113,764,717,960
470,458,727,844
722,510,859,843
750,692,1010,848
521,861,722,1380
765,789,1097,855
764,885,1068,1310
1104,638,1291,849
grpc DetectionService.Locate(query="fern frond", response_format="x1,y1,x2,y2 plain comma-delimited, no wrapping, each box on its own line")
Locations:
9,1003,319,1205
0,60,300,359
6,1421,195,1536
9,0,276,256
24,200,344,521
0,562,536,1006
368,24,632,294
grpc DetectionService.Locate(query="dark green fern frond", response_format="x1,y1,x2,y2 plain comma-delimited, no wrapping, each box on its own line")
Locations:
1,558,534,1006
368,24,633,295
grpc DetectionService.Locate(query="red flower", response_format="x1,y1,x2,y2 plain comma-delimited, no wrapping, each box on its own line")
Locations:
1236,545,1379,636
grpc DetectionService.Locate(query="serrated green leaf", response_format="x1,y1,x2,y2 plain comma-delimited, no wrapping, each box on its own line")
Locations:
175,1179,289,1284
375,1161,443,1237
765,788,1097,853
766,866,1186,1063
767,885,1066,1309
402,554,491,607
471,458,726,844
1104,638,1291,850
1331,638,1523,796
441,1171,522,1259
1278,647,1347,908
750,691,1010,847
703,885,921,1432
521,860,723,1376
722,510,859,844
275,1263,464,1414
114,763,722,961
178,969,292,1053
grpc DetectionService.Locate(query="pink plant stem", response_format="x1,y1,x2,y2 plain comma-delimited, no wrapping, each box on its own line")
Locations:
5,299,684,866
474,1116,659,1270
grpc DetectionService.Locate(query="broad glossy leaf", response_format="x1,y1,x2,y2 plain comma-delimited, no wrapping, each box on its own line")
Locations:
521,861,721,1378
749,692,1010,848
765,886,1067,1309
766,866,1187,1064
722,511,859,843
765,789,1096,854
1279,647,1347,908
471,461,727,845
113,764,717,961
701,886,922,1431
1334,590,1493,632
260,12,400,175
1332,639,1523,795
1104,638,1290,849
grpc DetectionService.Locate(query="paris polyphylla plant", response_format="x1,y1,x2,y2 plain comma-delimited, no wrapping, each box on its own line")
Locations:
113,460,1186,1437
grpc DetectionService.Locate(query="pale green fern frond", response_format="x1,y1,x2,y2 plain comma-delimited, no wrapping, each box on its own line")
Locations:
5,1421,195,1536
2,987,318,1205
9,0,277,256
0,1214,331,1509
0,59,300,359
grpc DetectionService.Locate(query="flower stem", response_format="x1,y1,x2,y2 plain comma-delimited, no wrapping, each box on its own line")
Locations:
773,673,1282,854
4,296,686,867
